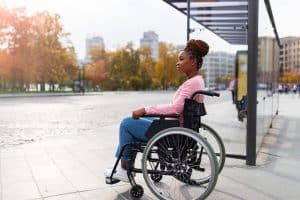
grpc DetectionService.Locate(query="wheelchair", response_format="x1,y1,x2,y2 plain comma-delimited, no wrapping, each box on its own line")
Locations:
106,90,225,200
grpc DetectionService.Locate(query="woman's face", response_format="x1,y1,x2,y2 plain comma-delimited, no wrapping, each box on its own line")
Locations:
176,51,196,75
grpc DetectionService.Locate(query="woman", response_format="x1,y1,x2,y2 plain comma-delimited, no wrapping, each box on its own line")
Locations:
105,39,209,182
227,77,237,104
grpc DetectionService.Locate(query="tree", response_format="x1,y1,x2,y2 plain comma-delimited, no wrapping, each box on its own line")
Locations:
154,42,179,89
59,47,78,88
30,11,77,91
280,72,299,84
1,7,34,90
85,47,108,89
0,50,10,90
0,7,77,92
138,45,155,89
106,42,140,90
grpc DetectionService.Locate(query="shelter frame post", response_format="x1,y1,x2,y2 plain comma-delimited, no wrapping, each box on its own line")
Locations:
246,0,259,166
186,0,191,41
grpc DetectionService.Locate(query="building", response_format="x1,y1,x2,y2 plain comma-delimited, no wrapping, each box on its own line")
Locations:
257,36,280,87
140,31,159,60
176,44,185,51
258,37,278,71
202,51,235,89
85,36,104,62
279,37,300,73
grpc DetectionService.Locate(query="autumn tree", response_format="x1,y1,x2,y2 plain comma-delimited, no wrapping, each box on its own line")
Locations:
153,42,180,89
137,45,155,89
280,72,300,83
30,11,77,91
0,50,10,90
85,47,108,89
0,7,77,92
0,7,34,90
58,46,78,89
105,42,140,90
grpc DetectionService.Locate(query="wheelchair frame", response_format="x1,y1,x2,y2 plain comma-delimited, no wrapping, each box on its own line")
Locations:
105,90,225,200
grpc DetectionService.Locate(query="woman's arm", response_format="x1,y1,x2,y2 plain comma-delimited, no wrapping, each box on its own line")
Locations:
145,81,195,115
132,77,204,119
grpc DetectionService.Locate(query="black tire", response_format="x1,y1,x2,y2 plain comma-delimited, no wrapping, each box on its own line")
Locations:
200,123,226,174
142,127,218,200
130,184,144,199
151,174,163,183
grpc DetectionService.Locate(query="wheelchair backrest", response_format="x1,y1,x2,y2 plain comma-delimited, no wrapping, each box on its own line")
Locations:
183,98,206,132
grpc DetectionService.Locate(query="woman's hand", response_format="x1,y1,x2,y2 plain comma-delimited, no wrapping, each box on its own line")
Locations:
132,108,146,120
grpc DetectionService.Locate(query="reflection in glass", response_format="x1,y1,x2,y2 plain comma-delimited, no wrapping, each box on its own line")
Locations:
256,0,280,152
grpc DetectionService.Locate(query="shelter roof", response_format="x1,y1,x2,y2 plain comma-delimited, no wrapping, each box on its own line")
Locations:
163,0,248,45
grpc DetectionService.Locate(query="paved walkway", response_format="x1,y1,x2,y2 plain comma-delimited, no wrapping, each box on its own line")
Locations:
0,94,299,200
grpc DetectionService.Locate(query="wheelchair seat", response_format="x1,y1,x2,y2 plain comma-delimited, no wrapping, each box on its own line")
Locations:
145,96,207,139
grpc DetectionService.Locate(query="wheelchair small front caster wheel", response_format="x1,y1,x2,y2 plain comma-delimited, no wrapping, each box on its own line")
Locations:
151,174,162,182
130,184,144,199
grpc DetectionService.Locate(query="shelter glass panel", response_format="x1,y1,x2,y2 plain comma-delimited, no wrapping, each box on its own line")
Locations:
257,0,280,152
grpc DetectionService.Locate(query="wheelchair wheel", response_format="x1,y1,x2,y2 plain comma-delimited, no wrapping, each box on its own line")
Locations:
199,123,226,174
151,174,163,183
130,184,144,199
142,127,218,200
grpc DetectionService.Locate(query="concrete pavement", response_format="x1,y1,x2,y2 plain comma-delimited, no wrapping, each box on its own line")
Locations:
0,94,299,200
0,92,87,98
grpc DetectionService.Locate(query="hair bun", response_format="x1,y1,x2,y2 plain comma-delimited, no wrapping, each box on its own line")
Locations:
186,39,209,57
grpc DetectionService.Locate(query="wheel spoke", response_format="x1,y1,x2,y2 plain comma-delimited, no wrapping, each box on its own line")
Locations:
142,127,218,200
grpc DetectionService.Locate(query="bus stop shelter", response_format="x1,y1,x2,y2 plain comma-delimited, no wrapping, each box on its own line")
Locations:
162,0,280,165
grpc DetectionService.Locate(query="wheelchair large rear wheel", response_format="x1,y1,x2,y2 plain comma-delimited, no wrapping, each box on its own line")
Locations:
142,127,218,200
199,123,226,174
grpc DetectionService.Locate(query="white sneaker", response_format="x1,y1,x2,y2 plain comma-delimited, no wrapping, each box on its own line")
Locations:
104,168,130,182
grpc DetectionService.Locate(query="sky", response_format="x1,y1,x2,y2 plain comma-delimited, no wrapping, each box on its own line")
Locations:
3,0,300,60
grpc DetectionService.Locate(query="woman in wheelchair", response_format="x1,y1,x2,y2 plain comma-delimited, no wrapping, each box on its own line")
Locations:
104,39,209,181
104,39,221,200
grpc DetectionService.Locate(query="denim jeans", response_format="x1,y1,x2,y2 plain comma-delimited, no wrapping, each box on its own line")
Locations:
115,116,153,160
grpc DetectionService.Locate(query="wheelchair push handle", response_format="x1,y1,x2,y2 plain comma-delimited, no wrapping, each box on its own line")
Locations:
191,90,220,99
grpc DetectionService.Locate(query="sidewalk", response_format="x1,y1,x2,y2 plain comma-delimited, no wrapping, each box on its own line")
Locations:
0,94,300,200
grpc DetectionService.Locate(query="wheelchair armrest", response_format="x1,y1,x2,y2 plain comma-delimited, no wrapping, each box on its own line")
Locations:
191,90,220,99
142,114,179,120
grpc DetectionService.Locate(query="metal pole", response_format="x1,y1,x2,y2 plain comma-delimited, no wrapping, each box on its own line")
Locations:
246,0,259,166
187,0,191,41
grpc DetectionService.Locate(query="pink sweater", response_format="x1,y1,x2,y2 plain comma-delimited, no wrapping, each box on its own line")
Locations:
145,75,205,124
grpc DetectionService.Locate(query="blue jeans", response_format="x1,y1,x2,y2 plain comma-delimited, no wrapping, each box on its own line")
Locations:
115,116,153,160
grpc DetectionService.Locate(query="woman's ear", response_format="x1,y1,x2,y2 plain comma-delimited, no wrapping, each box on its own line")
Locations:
191,57,197,67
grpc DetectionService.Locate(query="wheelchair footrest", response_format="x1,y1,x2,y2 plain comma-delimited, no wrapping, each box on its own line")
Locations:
105,177,120,184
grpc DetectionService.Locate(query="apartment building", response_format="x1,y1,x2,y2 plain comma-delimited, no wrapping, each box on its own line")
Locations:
140,31,159,60
202,51,235,89
279,37,300,73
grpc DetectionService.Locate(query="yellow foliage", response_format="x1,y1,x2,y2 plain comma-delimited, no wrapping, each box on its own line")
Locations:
280,72,299,83
154,42,180,89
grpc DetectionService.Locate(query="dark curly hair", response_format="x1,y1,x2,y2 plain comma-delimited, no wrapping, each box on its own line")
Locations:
184,39,209,69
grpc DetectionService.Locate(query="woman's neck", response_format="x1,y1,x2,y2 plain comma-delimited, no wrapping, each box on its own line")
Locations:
187,71,198,79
